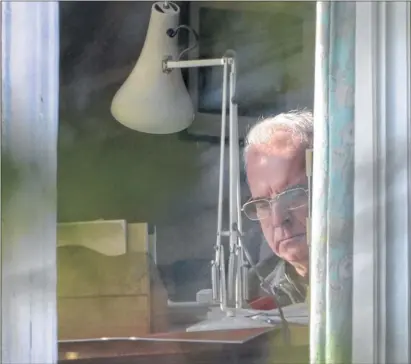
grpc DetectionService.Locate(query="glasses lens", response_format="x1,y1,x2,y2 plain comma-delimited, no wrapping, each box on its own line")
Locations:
280,188,308,210
243,199,271,221
242,188,308,221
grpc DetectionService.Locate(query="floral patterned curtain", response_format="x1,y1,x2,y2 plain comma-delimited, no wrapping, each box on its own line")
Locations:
310,2,355,364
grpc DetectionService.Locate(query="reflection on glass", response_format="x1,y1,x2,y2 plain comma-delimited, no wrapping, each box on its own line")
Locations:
188,2,315,119
198,8,303,116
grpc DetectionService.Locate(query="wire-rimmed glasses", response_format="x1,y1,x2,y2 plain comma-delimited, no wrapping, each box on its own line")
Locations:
242,186,308,221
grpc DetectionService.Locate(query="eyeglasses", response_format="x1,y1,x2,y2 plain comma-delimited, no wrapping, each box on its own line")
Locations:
242,186,308,221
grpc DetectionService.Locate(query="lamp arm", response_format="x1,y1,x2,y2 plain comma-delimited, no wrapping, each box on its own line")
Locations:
227,58,242,307
213,59,229,309
226,58,249,308
163,55,247,311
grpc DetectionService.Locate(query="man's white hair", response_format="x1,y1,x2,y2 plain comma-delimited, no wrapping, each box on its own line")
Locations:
244,110,313,159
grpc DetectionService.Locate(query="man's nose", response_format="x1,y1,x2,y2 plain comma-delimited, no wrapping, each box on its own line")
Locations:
269,203,289,227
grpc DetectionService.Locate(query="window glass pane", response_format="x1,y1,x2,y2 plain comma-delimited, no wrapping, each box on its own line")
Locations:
58,1,315,362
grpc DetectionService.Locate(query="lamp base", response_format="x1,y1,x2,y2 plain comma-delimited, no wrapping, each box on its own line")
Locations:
186,308,276,332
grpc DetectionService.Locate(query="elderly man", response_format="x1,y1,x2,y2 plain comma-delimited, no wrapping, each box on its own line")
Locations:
244,110,312,307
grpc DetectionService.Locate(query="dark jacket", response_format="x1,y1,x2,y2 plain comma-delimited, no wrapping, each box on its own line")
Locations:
248,255,307,306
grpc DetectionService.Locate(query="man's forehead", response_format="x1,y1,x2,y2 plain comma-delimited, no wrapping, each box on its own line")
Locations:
245,151,296,185
245,144,305,194
245,142,303,166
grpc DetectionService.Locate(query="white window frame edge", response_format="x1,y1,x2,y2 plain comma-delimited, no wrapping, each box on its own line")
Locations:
353,2,411,364
1,2,59,363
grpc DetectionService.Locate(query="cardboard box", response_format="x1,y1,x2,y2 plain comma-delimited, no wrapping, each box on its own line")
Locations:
57,221,168,340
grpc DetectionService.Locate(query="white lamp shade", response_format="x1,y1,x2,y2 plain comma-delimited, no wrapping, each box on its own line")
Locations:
111,2,194,134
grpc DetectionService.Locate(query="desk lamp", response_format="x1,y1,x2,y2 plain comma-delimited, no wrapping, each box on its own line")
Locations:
111,0,247,311
111,2,290,337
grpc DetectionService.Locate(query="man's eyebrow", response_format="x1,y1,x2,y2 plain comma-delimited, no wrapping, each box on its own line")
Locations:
285,183,308,191
244,184,308,203
244,196,268,203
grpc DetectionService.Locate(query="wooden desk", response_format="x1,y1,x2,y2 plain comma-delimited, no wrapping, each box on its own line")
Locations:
59,327,309,364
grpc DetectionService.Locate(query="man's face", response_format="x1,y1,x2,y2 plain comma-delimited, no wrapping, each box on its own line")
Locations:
245,130,309,277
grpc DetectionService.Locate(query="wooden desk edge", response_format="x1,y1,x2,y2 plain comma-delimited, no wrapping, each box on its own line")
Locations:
58,324,309,362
